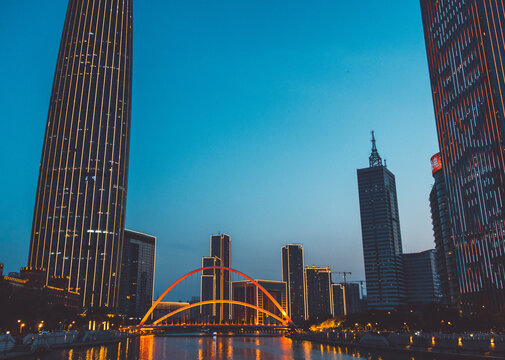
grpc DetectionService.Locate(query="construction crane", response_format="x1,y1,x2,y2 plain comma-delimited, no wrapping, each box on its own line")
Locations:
334,271,352,284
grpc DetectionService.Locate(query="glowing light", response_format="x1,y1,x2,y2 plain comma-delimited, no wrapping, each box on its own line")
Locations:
153,300,287,325
140,266,292,326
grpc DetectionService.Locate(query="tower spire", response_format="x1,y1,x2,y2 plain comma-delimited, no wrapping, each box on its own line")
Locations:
369,131,383,167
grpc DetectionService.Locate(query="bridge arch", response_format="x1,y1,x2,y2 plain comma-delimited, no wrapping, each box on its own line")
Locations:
153,300,287,325
140,266,293,326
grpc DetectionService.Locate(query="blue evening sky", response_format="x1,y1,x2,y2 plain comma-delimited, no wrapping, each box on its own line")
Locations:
0,1,438,297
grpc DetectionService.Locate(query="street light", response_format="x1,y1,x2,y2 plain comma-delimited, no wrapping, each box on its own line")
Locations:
19,323,25,334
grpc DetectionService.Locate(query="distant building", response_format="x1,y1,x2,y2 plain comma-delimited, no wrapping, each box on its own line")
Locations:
332,282,362,316
0,263,3,277
282,244,306,324
420,0,505,310
357,132,405,310
2,267,80,310
403,250,442,305
210,234,231,322
118,230,156,319
232,280,287,325
429,153,458,306
200,256,221,321
305,266,333,322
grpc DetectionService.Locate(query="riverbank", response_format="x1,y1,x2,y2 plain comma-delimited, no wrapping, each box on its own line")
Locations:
288,331,505,359
0,331,137,359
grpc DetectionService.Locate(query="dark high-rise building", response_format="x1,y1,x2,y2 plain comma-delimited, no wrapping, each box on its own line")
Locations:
403,250,442,305
210,233,231,322
304,266,333,322
420,1,505,310
117,230,156,319
332,283,362,316
357,133,405,310
429,153,458,305
27,0,133,310
200,256,220,321
282,244,306,324
232,280,287,325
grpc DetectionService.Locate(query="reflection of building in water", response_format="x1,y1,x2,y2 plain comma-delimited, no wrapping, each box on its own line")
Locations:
139,335,154,360
152,301,189,324
232,280,287,325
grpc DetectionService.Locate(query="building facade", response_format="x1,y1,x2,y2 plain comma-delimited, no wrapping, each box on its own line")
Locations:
332,282,362,316
27,0,133,310
403,250,442,305
232,280,287,325
357,133,405,310
210,234,231,322
281,244,306,324
304,266,333,322
117,230,156,319
200,256,221,321
429,153,458,305
420,0,505,309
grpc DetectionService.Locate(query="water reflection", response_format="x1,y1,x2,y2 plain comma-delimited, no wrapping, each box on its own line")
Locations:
39,335,440,360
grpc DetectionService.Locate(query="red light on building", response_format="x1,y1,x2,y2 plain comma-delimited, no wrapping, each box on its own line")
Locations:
431,153,442,175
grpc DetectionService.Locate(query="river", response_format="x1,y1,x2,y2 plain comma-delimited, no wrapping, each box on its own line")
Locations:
36,335,441,359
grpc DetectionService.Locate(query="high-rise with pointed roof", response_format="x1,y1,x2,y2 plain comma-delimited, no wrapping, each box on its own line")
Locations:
28,0,133,310
357,133,405,310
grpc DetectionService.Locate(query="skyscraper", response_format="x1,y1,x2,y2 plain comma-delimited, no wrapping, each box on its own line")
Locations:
211,234,231,322
420,1,505,309
200,256,220,321
28,0,133,310
332,282,362,316
282,244,306,324
117,230,156,319
357,133,405,310
429,153,458,305
403,250,442,305
304,266,333,322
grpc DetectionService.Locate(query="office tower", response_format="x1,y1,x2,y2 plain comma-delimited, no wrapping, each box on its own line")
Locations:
0,263,3,277
357,132,405,310
420,1,505,309
429,153,458,305
282,244,306,324
332,282,362,316
27,0,133,310
200,256,221,321
232,280,287,325
403,250,442,305
117,230,156,318
304,266,333,322
210,234,231,322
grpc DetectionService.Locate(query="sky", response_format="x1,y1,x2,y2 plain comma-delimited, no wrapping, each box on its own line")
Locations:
0,1,439,298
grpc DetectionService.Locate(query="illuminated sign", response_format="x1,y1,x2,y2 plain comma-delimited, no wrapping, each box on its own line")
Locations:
431,153,442,174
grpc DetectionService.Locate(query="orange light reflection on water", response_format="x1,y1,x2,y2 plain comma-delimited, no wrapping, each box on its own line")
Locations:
140,335,154,360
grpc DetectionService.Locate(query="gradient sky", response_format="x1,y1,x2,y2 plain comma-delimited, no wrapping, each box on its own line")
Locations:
0,1,439,299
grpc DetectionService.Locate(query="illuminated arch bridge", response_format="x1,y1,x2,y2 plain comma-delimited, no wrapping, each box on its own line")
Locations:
139,266,294,327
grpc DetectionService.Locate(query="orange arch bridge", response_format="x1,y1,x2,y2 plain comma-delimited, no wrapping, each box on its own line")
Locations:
153,300,287,325
140,266,293,326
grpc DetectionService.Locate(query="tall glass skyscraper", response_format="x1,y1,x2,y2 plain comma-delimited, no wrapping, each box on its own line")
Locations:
357,133,405,310
282,244,306,324
210,233,231,322
421,0,505,310
429,153,458,305
28,0,133,310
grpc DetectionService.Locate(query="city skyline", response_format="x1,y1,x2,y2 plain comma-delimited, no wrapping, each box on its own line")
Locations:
1,1,439,294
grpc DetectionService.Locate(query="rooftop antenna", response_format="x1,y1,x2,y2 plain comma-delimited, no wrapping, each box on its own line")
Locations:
369,130,383,167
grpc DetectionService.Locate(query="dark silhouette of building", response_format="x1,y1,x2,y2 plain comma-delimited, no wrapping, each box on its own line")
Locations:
27,0,133,310
332,282,362,316
357,132,405,310
282,244,306,323
403,250,442,305
304,266,333,322
232,280,287,325
200,256,221,321
420,0,505,310
117,230,156,319
429,153,458,306
210,233,231,322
